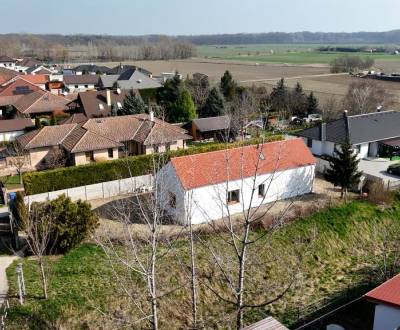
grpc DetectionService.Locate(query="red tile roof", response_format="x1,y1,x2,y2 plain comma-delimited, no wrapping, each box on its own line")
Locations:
18,74,49,85
0,68,21,86
365,274,400,307
0,78,41,97
171,139,316,190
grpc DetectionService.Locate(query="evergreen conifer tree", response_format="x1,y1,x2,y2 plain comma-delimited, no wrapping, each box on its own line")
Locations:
201,87,224,118
220,70,236,100
290,82,307,117
325,137,362,199
306,92,319,115
270,78,288,113
120,90,147,116
170,89,196,123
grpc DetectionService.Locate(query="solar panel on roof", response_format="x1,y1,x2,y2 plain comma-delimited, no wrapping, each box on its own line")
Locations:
13,86,34,95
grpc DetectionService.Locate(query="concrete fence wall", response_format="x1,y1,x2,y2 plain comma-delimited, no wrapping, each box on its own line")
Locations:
24,174,154,205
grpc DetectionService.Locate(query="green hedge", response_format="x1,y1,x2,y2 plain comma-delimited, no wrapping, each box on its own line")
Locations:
23,136,282,195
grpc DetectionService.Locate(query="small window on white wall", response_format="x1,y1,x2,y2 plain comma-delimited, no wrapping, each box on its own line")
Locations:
258,184,265,197
227,190,240,204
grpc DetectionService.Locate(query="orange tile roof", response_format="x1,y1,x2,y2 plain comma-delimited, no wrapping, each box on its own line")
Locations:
0,78,41,96
17,74,50,85
171,139,316,190
365,274,400,307
0,68,21,85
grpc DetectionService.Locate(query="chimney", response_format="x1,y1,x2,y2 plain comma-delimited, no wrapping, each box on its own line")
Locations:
106,90,111,107
149,110,154,122
343,110,350,139
320,122,326,141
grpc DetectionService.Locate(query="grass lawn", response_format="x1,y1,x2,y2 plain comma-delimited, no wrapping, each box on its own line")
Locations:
0,174,22,190
197,44,400,64
5,200,400,329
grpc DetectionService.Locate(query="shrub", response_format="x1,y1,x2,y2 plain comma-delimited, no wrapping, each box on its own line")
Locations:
366,181,394,205
46,195,99,253
26,195,98,254
23,136,283,195
12,191,28,230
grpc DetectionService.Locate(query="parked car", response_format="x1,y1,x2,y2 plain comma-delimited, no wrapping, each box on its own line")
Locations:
387,163,400,175
304,113,322,123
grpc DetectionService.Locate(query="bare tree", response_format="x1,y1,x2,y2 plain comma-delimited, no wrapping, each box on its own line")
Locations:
185,74,210,110
23,203,56,299
95,150,189,329
321,96,343,121
7,142,29,184
188,141,311,329
343,80,393,115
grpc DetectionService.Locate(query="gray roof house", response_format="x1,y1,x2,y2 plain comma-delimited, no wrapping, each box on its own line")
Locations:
296,110,400,159
190,115,231,141
106,64,152,77
99,68,161,90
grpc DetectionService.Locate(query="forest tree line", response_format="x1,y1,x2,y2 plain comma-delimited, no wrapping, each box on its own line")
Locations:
0,34,196,62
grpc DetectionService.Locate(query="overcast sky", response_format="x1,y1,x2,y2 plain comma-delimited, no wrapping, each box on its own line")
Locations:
1,0,399,35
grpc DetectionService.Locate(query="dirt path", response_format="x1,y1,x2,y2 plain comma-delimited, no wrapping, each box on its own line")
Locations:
239,72,347,83
0,255,18,305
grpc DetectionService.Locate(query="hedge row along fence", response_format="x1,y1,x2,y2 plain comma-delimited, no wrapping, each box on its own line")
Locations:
23,136,283,195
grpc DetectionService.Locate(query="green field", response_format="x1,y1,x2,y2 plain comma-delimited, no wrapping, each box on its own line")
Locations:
197,44,400,64
5,200,400,329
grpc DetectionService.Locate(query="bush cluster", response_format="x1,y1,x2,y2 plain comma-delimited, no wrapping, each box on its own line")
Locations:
23,136,282,195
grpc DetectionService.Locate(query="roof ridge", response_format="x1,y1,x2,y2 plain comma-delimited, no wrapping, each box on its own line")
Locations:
25,127,45,148
22,90,47,113
59,124,79,144
349,110,395,118
171,138,293,161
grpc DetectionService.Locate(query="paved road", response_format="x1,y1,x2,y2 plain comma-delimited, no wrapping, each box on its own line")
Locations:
0,255,18,305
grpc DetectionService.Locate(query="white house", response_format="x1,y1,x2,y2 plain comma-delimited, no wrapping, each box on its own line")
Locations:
63,75,99,93
158,139,316,224
365,274,400,330
297,110,400,160
0,118,34,142
0,55,15,70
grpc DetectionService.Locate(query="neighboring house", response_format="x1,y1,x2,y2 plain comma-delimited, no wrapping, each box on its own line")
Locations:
190,115,231,141
63,75,99,93
0,118,34,142
297,110,400,159
106,64,152,77
15,58,42,73
25,65,53,75
0,67,22,86
365,274,400,330
0,56,15,70
72,64,110,75
5,74,50,90
0,78,42,108
16,113,192,169
59,113,88,125
158,139,316,224
70,89,134,118
13,90,70,118
99,67,161,90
